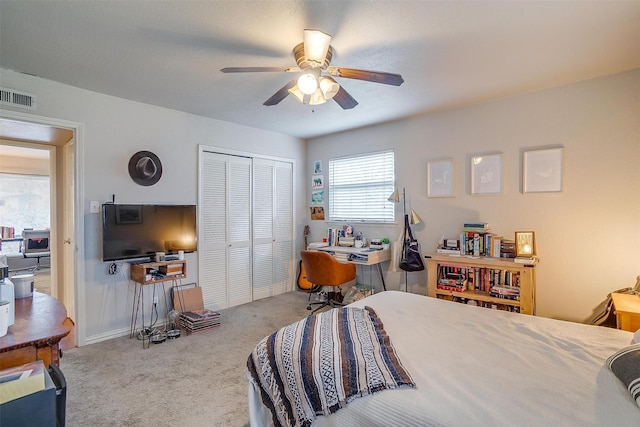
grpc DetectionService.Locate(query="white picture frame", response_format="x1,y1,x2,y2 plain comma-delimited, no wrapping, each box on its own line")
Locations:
523,148,563,193
427,159,455,197
471,153,503,195
312,175,323,189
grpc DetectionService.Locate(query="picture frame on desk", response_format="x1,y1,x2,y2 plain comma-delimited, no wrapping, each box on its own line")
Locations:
427,159,455,197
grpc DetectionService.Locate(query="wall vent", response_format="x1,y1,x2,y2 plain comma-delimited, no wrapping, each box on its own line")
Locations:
0,87,37,110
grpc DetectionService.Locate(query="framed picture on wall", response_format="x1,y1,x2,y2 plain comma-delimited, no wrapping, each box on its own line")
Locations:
523,147,563,193
427,159,455,197
312,175,324,189
471,153,503,195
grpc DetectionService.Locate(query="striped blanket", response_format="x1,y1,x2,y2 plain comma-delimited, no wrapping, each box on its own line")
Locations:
247,306,415,427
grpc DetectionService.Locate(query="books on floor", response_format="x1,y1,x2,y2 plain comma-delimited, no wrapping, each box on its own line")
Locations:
179,309,221,334
0,360,46,404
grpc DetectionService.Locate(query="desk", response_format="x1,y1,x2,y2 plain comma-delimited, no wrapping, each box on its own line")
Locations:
611,292,640,332
0,292,71,370
315,246,390,291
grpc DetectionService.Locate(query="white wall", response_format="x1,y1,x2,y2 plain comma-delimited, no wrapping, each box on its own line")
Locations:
0,68,307,344
307,69,640,323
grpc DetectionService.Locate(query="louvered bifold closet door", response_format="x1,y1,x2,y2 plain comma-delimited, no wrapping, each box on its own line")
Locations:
199,152,252,310
228,156,252,306
273,161,294,295
252,158,275,300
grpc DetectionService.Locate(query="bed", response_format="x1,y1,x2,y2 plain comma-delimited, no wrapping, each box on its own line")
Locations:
248,291,640,426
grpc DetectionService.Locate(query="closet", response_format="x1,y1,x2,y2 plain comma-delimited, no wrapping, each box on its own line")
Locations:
198,149,294,310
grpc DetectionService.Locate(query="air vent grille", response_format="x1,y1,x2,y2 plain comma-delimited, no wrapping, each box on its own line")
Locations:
0,87,37,110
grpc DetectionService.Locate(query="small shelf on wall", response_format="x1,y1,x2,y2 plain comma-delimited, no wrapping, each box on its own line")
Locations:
130,260,186,285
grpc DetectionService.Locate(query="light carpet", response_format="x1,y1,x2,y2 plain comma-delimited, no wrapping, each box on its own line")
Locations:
62,290,321,427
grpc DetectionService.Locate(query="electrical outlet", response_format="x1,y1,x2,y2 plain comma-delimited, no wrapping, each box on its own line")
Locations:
153,296,158,305
90,201,100,214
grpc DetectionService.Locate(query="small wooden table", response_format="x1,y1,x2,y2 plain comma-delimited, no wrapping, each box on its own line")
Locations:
611,292,640,332
0,292,71,370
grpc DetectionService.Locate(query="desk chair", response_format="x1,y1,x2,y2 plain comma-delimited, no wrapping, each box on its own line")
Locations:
300,250,356,314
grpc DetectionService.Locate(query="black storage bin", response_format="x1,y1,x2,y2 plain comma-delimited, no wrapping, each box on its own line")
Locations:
48,363,67,427
1,365,56,426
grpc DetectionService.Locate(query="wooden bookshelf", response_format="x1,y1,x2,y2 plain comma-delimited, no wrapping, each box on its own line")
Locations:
425,253,537,315
130,260,187,285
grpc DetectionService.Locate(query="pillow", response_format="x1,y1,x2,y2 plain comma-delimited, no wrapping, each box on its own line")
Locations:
633,329,640,344
607,343,640,408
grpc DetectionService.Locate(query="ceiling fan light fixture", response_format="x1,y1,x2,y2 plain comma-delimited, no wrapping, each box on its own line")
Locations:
303,29,332,66
297,71,318,95
288,84,306,103
309,88,328,105
319,76,339,100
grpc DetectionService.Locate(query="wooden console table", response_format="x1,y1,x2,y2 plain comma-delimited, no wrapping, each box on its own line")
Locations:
0,292,71,370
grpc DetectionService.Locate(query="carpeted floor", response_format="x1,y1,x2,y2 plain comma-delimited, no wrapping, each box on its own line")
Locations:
62,290,321,427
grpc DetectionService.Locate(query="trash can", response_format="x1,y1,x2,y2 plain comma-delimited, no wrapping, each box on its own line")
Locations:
11,273,34,298
48,363,67,427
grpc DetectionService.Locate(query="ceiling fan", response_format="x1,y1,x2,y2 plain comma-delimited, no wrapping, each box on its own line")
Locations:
220,29,404,110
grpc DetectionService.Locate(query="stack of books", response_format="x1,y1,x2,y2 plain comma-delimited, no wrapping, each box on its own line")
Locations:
462,223,491,233
489,285,521,300
179,309,221,334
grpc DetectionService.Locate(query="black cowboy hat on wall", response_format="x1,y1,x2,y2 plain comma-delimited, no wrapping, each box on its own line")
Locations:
128,151,162,186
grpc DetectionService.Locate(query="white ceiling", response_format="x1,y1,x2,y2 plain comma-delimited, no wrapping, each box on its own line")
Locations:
1,1,638,139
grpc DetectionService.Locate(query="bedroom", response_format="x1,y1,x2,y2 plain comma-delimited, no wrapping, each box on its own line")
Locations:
0,1,639,424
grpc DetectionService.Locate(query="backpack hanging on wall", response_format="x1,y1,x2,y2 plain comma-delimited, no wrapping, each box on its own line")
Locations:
399,214,424,272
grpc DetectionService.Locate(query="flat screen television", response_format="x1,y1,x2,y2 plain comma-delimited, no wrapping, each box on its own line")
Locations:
102,204,197,262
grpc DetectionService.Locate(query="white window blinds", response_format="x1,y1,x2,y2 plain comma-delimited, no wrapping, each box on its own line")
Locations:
328,150,395,223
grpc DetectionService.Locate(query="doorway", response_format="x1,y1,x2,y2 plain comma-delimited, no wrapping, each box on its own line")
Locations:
0,111,84,345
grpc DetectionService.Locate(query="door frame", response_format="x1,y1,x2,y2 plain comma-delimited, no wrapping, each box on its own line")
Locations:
0,109,86,346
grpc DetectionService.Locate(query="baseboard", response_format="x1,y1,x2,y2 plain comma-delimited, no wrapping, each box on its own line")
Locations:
83,327,130,346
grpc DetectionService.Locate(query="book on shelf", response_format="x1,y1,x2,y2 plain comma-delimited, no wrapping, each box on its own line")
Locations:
436,247,461,255
0,360,46,405
463,223,489,229
437,284,466,293
489,285,520,296
514,256,538,264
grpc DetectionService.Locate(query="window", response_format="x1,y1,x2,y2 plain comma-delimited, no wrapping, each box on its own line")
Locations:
328,150,395,223
0,173,50,254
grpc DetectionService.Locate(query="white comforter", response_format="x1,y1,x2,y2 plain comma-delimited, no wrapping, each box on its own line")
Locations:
250,291,640,426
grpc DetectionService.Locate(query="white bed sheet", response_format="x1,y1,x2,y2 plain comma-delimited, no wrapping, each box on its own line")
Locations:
249,291,640,426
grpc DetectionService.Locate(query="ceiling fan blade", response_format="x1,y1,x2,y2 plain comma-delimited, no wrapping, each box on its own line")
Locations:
332,87,358,110
263,80,297,106
326,67,404,86
220,66,299,73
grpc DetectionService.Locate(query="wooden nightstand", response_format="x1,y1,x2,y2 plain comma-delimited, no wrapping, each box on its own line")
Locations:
611,292,640,332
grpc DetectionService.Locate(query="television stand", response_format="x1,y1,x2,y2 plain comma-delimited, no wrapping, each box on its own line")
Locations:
129,260,186,348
